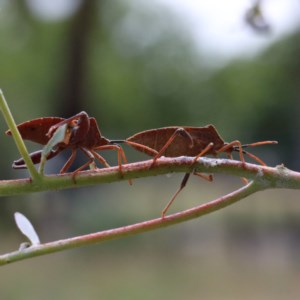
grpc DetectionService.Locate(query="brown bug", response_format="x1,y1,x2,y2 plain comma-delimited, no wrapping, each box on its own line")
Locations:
112,125,278,217
6,111,130,181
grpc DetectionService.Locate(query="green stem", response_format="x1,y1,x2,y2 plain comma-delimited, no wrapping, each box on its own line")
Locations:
0,90,40,181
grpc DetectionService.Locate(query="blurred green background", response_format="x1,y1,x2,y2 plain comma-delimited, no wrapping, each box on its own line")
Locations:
1,0,300,299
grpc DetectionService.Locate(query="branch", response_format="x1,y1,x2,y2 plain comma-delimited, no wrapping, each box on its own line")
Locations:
0,157,299,197
0,157,300,265
0,180,260,265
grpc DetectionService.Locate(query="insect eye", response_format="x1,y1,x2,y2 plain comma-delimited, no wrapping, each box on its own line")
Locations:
70,119,80,127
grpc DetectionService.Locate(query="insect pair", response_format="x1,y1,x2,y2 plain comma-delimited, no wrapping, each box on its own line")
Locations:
6,112,277,217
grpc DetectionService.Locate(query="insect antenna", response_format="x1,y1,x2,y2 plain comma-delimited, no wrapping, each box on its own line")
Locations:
232,140,278,166
239,140,278,148
110,140,125,144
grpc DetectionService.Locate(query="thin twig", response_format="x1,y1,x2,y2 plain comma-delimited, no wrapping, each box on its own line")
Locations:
0,90,40,181
0,180,261,266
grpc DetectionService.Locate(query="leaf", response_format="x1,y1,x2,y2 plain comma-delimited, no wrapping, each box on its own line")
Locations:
14,212,40,246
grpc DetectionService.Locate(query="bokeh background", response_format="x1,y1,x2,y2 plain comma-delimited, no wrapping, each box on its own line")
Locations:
1,0,300,299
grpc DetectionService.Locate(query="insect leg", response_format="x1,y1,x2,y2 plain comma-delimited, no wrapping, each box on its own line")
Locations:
161,173,191,218
189,142,215,181
223,146,250,184
191,142,214,164
59,148,77,174
234,140,278,166
241,150,266,166
193,172,213,181
93,144,132,185
89,150,110,168
161,142,215,217
124,141,159,156
151,128,194,166
65,148,98,182
218,140,245,163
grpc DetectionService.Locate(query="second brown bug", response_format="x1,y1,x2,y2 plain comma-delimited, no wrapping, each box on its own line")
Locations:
112,125,278,217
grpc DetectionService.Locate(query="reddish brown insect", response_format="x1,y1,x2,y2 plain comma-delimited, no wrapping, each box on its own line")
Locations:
6,111,129,180
112,125,278,217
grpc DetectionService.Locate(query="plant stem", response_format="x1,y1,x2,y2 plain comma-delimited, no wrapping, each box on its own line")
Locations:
0,157,299,197
0,181,261,265
0,90,40,181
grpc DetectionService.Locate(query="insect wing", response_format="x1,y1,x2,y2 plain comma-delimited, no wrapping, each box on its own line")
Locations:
6,117,65,145
83,117,109,148
126,127,178,156
185,125,225,150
